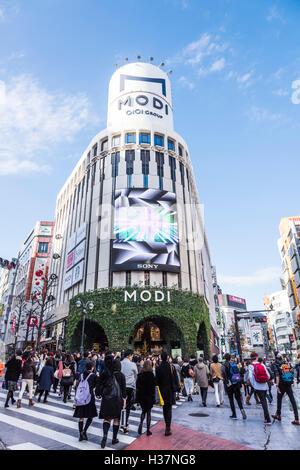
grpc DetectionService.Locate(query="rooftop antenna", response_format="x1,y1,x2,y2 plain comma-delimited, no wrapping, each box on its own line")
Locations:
150,57,154,62
137,55,141,60
168,70,173,75
160,62,165,67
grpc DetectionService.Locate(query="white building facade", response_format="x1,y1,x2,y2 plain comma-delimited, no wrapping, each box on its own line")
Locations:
48,62,218,357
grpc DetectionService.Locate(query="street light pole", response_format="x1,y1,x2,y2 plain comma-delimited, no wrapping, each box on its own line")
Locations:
75,300,94,355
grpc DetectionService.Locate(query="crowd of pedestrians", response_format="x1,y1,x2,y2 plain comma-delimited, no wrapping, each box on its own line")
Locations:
2,346,300,448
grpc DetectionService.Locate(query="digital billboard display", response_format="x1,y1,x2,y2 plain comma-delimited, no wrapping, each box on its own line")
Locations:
112,188,180,272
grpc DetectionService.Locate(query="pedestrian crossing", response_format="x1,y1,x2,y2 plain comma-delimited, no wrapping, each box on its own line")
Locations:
0,389,187,451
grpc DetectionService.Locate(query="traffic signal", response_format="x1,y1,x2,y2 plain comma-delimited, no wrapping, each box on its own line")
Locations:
230,338,235,349
255,316,267,323
221,337,225,345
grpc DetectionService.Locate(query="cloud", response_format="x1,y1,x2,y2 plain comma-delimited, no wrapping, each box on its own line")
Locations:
0,75,98,175
178,76,195,89
246,106,283,122
218,267,281,287
273,88,288,97
267,5,285,23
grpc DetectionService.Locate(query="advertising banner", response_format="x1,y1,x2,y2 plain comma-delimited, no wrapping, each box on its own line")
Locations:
67,232,76,254
250,324,263,346
112,188,180,273
66,251,75,271
72,260,84,285
64,270,73,291
74,239,86,265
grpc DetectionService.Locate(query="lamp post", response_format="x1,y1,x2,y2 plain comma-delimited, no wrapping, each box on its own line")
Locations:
75,300,94,355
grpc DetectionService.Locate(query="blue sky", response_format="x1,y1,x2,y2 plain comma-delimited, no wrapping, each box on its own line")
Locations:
0,0,300,309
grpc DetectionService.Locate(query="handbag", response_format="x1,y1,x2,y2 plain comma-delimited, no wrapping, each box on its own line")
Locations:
2,380,7,390
213,377,220,383
120,408,127,428
157,386,164,406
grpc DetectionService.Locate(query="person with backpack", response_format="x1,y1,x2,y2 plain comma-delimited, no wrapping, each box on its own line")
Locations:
120,349,138,435
271,354,300,425
136,360,156,436
60,353,76,403
96,353,126,448
222,353,247,420
76,351,89,384
181,358,194,402
248,352,271,425
73,361,97,441
4,349,22,408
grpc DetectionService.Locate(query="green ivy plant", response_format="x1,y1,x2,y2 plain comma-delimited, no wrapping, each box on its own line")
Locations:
66,286,211,358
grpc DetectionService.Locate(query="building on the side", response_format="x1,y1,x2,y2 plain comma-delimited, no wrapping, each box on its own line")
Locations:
0,262,18,343
4,222,54,350
218,294,252,356
278,216,300,353
264,290,297,359
46,61,219,358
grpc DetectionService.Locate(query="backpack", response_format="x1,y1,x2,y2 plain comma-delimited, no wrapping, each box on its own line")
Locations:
74,373,92,406
252,363,269,383
279,363,294,383
102,374,121,401
229,363,241,384
181,364,191,379
62,368,72,377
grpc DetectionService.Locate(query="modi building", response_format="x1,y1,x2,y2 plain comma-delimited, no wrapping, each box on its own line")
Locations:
47,61,219,358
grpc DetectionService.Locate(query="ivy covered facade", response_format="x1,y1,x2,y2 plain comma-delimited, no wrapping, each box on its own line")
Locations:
65,287,211,358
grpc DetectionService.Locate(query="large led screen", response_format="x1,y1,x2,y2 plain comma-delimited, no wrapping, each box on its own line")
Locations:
112,189,180,272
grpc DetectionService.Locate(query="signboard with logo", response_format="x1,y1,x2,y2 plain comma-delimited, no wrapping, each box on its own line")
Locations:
64,223,87,291
39,225,52,236
250,324,263,346
112,188,180,273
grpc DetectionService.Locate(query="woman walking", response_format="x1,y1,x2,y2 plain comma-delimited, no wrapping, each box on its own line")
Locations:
17,352,36,408
210,355,224,407
181,358,194,402
73,361,97,441
61,353,76,403
4,349,22,408
37,359,54,403
194,357,210,407
96,353,126,448
136,360,156,436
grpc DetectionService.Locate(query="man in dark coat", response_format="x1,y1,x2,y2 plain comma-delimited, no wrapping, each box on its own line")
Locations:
156,351,177,436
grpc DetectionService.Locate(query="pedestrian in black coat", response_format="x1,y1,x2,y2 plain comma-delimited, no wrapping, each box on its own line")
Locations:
4,350,22,408
136,360,156,436
37,360,54,403
156,351,178,436
73,361,97,442
96,353,126,448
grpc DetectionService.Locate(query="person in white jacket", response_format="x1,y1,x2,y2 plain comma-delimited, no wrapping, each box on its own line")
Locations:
248,352,271,425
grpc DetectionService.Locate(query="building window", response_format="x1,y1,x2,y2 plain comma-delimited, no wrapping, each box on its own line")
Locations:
179,162,185,187
38,242,49,254
156,152,164,190
87,151,91,166
178,146,183,157
144,272,150,286
112,135,121,147
125,150,135,188
125,133,136,144
154,134,164,147
101,139,108,151
163,272,167,287
168,139,175,151
169,156,176,192
93,144,98,157
141,150,150,188
139,133,151,144
111,152,120,178
126,271,131,286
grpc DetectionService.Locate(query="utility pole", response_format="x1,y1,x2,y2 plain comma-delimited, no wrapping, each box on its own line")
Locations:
233,310,243,360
